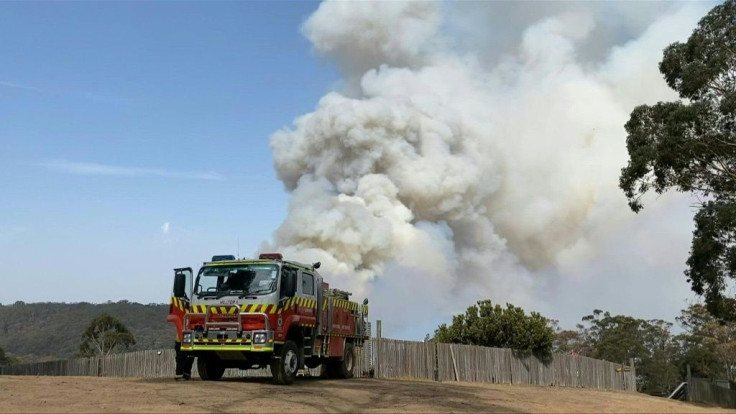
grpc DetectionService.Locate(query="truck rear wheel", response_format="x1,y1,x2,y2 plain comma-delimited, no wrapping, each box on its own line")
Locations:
197,356,225,381
335,342,355,379
271,340,299,385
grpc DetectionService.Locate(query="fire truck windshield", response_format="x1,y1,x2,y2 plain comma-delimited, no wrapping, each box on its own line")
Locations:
195,264,279,297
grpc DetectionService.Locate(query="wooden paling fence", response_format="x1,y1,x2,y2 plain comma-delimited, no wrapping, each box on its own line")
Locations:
689,377,736,408
0,350,177,377
432,342,634,390
0,338,634,391
375,339,435,380
368,339,634,391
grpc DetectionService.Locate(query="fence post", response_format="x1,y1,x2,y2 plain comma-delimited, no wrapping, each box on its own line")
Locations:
629,358,636,392
450,345,458,381
434,341,439,382
376,320,382,379
687,364,692,402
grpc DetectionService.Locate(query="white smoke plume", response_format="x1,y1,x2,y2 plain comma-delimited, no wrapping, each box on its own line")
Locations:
266,1,712,336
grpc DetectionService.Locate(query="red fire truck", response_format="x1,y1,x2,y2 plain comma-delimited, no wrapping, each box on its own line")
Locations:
167,253,369,384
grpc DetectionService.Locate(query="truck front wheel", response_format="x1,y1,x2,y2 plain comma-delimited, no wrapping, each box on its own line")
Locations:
197,356,225,381
271,340,299,385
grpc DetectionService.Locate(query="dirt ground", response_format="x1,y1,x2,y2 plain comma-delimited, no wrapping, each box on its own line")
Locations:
0,376,732,413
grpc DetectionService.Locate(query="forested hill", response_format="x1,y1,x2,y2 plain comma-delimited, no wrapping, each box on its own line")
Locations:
0,301,173,361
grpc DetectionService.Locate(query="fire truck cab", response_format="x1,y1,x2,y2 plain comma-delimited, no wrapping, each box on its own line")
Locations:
168,253,369,385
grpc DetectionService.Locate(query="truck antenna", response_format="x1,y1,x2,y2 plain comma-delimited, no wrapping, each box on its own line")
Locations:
237,238,240,259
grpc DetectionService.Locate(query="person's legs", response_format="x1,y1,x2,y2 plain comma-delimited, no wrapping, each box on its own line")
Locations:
183,353,194,380
174,341,187,380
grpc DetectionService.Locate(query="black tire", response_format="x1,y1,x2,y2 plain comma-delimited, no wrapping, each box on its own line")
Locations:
271,340,299,385
335,342,355,379
197,356,225,381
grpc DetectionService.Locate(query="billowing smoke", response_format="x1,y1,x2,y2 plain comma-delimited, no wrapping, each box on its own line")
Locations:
265,1,711,336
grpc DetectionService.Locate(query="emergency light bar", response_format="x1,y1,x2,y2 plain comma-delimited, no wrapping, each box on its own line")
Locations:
259,253,283,260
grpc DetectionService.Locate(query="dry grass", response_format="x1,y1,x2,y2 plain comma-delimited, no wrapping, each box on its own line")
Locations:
1,376,731,413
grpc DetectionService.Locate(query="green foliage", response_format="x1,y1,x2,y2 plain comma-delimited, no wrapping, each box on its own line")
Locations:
686,202,736,319
676,303,736,381
572,310,680,395
433,300,554,356
583,311,649,363
552,329,582,354
552,325,594,357
0,301,172,361
0,345,9,365
554,305,736,395
619,0,736,319
78,313,136,357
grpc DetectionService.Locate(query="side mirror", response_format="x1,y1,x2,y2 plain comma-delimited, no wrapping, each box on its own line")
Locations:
173,273,187,298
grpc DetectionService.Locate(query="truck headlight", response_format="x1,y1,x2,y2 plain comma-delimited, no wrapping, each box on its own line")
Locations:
254,332,266,344
182,333,193,344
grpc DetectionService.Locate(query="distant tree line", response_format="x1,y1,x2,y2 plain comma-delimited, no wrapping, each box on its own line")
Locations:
0,301,171,363
0,310,138,364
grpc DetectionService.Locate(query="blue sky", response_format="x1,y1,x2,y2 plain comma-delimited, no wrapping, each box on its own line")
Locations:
0,2,336,305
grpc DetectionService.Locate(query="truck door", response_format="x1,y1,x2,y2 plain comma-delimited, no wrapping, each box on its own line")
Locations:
167,267,193,341
298,270,317,358
299,271,317,322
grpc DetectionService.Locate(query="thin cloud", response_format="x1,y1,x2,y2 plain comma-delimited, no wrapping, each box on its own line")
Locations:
161,222,170,234
38,160,224,181
1,80,129,104
0,81,45,92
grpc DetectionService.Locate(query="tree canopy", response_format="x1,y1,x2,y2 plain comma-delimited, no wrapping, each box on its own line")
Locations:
575,310,680,395
550,305,736,395
78,313,136,357
0,345,10,365
677,303,736,381
620,0,736,319
433,300,555,356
